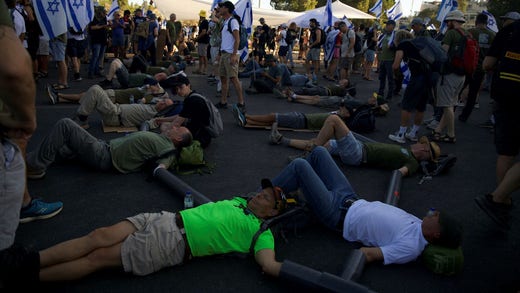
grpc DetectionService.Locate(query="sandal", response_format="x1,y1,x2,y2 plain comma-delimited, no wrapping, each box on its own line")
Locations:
38,71,48,78
52,83,70,90
429,131,444,141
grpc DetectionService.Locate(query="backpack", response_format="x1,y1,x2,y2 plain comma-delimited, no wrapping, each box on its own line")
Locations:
135,21,149,38
492,21,520,107
346,104,375,133
418,154,457,184
354,33,362,53
189,93,224,138
285,29,296,45
227,16,248,50
175,140,215,175
409,37,448,73
449,29,479,76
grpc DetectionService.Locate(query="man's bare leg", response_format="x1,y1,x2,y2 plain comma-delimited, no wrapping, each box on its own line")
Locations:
291,94,320,105
57,92,85,103
39,220,136,281
246,113,276,126
230,76,244,105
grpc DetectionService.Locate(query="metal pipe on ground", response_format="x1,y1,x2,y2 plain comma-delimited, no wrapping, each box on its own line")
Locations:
384,169,402,206
340,249,366,281
279,260,375,293
155,168,213,205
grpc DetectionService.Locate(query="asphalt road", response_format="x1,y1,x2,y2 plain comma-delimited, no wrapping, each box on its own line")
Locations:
15,58,519,293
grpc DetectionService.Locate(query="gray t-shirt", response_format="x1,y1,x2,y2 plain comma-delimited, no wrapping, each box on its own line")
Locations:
341,29,356,58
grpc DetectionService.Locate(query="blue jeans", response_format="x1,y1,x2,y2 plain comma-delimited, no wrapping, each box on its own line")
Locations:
89,43,106,75
378,60,395,100
271,146,357,229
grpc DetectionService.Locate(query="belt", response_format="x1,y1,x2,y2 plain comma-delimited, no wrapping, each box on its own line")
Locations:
337,197,358,231
175,213,192,263
220,50,232,54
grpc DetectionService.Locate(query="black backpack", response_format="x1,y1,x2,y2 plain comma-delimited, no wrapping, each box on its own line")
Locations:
346,104,375,133
354,33,362,53
318,28,327,45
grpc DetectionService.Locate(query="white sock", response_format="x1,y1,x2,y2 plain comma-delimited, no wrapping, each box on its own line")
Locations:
410,125,420,136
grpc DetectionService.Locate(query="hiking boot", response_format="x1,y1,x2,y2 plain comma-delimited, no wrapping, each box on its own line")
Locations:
474,194,512,230
388,133,405,144
46,84,58,105
269,123,283,145
26,166,46,180
231,104,246,127
405,132,418,142
214,102,228,109
20,198,63,223
72,115,90,129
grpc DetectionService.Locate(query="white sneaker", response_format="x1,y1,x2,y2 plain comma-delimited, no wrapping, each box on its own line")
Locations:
474,102,480,109
426,120,439,130
405,132,418,142
388,133,405,144
423,117,435,125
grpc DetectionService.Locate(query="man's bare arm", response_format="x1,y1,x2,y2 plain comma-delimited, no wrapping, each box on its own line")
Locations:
255,249,282,277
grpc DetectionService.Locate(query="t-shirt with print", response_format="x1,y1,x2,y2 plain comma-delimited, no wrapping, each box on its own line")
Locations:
364,142,419,175
109,131,175,173
468,27,495,70
343,200,428,264
180,197,275,256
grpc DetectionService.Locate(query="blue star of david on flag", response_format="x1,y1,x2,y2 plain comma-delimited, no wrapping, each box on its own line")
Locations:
72,0,83,9
47,0,60,14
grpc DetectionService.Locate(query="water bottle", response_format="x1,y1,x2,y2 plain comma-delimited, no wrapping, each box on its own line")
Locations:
129,94,135,104
426,207,436,216
184,190,193,209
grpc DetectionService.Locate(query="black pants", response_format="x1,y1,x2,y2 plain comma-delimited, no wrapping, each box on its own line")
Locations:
459,70,485,121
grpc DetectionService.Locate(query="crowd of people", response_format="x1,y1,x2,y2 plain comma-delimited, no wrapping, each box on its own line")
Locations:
1,0,519,289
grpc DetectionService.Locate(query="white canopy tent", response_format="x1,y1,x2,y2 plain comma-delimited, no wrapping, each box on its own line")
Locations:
153,0,300,25
288,0,375,28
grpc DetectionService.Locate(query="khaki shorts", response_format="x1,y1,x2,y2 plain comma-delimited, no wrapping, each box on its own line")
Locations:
219,52,238,78
435,73,465,107
121,211,185,276
197,43,208,57
306,48,321,61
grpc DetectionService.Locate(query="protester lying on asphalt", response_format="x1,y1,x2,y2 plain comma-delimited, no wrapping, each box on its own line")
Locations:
32,178,286,281
272,146,463,264
25,118,192,179
269,115,440,176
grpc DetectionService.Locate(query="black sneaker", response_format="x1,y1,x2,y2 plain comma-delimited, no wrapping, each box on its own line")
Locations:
474,194,512,230
215,102,228,109
236,103,246,114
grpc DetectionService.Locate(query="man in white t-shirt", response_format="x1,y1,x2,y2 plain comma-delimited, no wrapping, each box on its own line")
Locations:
215,1,245,112
272,146,463,265
276,24,288,65
7,1,27,48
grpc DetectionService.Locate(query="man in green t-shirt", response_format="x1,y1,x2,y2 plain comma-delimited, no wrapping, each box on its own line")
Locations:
270,114,440,176
26,117,192,178
34,178,285,281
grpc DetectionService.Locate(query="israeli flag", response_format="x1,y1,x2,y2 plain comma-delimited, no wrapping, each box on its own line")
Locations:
436,0,458,34
66,0,94,32
340,15,353,29
386,0,403,21
234,0,253,63
107,0,119,20
324,29,339,62
482,10,499,33
377,30,394,49
324,0,333,27
33,0,68,39
369,0,383,19
211,0,224,11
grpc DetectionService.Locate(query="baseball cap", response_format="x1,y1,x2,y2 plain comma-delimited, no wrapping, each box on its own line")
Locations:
437,210,463,248
410,17,423,26
500,11,520,20
385,19,396,26
261,178,286,212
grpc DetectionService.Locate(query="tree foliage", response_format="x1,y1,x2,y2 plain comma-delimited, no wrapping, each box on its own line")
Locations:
488,0,520,21
270,0,317,11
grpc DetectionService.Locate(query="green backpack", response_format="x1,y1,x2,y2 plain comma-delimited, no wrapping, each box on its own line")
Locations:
175,140,215,175
422,244,464,276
